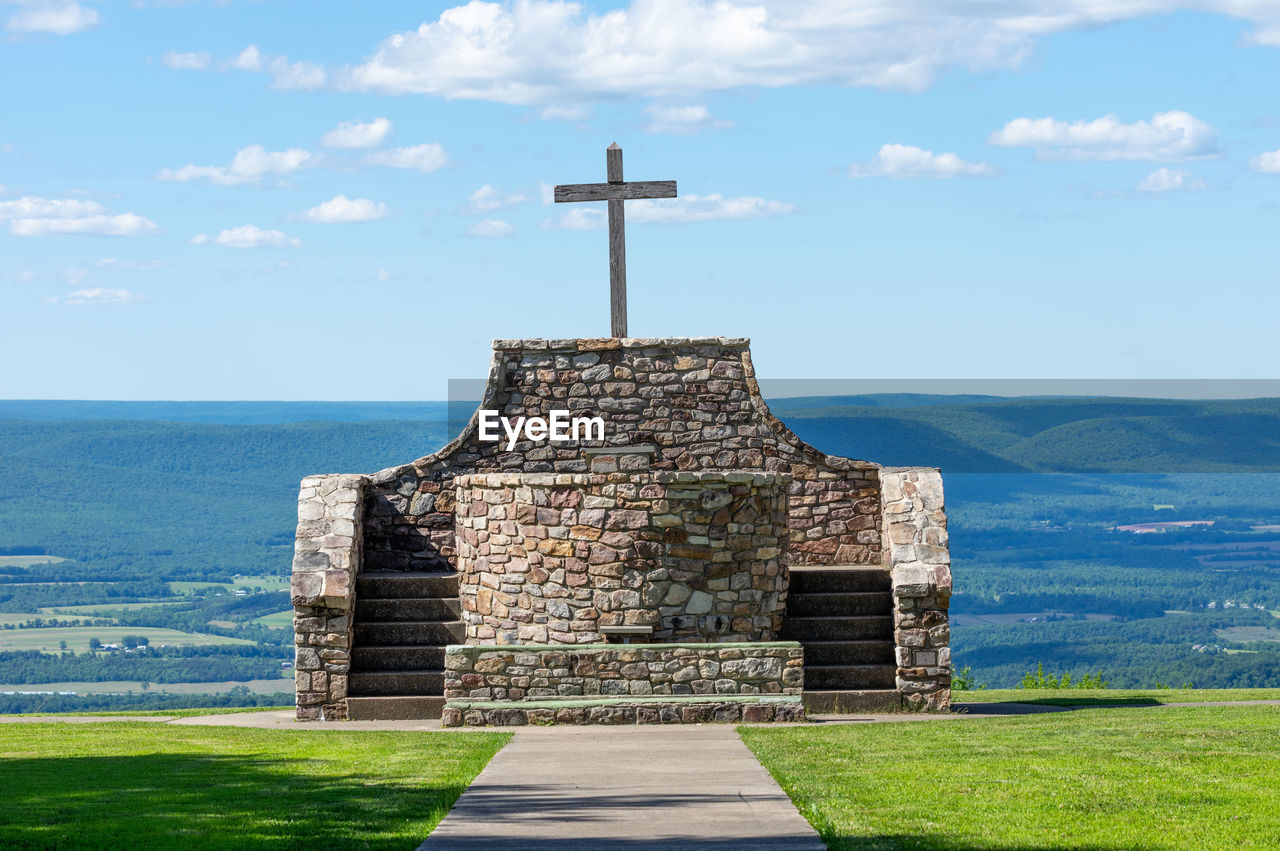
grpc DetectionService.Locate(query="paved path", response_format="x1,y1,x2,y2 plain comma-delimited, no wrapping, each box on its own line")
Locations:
419,724,826,850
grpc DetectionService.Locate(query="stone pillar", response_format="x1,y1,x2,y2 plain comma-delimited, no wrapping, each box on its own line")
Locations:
291,473,368,720
881,467,951,711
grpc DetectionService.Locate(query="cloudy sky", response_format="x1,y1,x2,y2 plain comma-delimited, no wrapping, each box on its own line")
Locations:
2,1,1278,399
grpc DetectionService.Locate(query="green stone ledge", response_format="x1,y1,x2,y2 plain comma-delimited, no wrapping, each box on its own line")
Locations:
441,694,805,727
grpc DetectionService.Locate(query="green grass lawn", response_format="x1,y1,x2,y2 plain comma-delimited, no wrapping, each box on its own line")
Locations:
957,687,1280,706
742,705,1280,849
0,722,509,849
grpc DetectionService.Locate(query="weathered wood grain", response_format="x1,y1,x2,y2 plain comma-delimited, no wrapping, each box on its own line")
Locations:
553,180,677,203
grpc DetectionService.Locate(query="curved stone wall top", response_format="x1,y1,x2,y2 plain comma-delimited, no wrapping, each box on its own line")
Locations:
362,338,884,572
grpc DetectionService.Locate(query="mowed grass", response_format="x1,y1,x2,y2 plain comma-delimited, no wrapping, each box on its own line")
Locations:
0,722,509,849
958,687,1280,706
741,705,1280,849
0,626,254,653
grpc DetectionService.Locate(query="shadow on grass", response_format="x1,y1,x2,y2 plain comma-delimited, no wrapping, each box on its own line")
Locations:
979,697,1163,708
0,753,467,850
823,838,1121,851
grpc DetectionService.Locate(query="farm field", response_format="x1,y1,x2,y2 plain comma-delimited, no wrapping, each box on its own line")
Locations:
0,626,255,653
41,601,188,615
0,678,292,695
252,610,293,629
0,556,66,568
169,575,289,596
0,723,509,849
742,704,1280,849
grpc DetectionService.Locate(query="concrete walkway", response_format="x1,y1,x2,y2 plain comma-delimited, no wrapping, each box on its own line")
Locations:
420,724,826,850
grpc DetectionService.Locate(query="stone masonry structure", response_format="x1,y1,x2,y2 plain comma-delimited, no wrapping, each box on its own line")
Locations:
454,471,789,644
292,337,951,722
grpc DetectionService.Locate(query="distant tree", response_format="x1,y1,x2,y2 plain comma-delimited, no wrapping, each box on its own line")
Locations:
59,640,67,651
88,637,101,651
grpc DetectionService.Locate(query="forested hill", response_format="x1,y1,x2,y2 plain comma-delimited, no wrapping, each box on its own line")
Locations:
774,396,1280,473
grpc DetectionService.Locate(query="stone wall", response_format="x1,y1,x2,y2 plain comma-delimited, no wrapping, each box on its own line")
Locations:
442,695,805,727
882,468,952,711
290,473,368,720
361,338,882,574
454,471,790,644
444,642,804,700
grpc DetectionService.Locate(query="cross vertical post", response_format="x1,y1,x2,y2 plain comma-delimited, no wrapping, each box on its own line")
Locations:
554,144,677,338
606,144,627,338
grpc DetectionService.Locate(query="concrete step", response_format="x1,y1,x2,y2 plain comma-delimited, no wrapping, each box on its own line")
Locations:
782,615,893,641
800,640,895,666
346,695,446,721
802,689,902,714
804,664,896,690
354,619,465,646
351,645,445,672
349,670,444,697
357,571,459,599
788,566,890,594
786,591,893,617
354,597,461,622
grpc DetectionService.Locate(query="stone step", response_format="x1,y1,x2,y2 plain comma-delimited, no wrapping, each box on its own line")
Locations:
800,640,895,666
804,664,896,690
356,571,459,599
349,670,444,697
788,566,890,594
354,597,461,623
346,695,445,721
802,689,902,714
785,591,893,617
351,645,445,672
782,615,893,641
354,619,465,646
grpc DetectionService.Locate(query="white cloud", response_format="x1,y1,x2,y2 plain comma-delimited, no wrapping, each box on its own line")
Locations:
364,143,448,174
229,44,326,90
9,213,158,237
1250,149,1280,173
848,144,998,178
463,185,529,214
321,117,393,149
468,218,515,237
542,207,604,230
162,51,211,70
96,257,167,271
539,181,555,206
195,225,301,249
55,288,145,305
0,196,104,219
1136,168,1206,193
329,1,1280,104
376,267,391,281
644,104,730,134
1246,24,1280,46
295,194,389,223
989,111,1219,161
6,1,99,35
540,105,589,121
157,145,318,186
543,193,793,229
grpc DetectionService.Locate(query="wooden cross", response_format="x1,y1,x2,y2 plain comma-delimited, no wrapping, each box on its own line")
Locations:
555,143,676,338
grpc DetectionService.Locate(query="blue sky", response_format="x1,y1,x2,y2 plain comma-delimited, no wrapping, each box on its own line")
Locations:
2,1,1278,400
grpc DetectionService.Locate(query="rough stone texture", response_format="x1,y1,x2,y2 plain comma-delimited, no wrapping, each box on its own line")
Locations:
440,696,806,727
454,471,790,644
444,642,804,700
291,473,367,721
361,338,882,573
882,467,951,711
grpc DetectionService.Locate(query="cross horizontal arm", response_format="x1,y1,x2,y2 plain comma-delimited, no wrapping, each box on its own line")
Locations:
554,180,677,203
